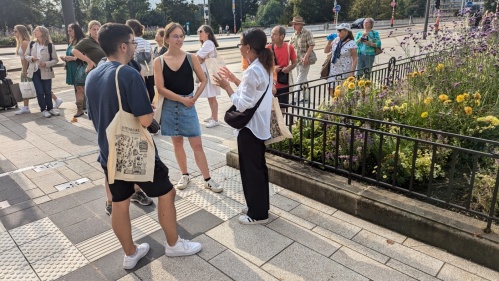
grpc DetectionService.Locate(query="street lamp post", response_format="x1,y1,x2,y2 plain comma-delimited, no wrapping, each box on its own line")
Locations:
391,1,397,28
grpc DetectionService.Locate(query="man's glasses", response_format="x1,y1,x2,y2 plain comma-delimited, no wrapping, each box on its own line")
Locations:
123,40,138,47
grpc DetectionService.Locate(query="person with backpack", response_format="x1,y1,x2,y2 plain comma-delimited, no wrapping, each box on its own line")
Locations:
126,19,155,101
153,22,222,193
25,26,59,118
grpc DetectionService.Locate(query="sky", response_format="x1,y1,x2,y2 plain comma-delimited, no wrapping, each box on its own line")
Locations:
149,0,205,9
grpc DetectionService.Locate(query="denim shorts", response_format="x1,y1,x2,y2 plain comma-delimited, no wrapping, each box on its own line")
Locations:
160,93,201,137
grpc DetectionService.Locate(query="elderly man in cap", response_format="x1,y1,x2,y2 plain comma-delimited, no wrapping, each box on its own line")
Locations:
289,15,316,103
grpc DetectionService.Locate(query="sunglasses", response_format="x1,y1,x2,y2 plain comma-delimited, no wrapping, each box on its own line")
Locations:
197,30,204,34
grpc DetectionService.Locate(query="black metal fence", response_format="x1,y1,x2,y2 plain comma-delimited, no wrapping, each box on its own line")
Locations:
270,50,499,231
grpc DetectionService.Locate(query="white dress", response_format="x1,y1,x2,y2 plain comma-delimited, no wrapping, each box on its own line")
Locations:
327,39,358,84
196,40,221,98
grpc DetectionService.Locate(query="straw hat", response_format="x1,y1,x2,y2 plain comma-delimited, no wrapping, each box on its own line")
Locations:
290,16,305,25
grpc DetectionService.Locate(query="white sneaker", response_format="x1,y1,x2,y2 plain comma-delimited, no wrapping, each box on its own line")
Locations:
164,236,202,257
15,107,30,115
175,175,190,190
123,243,150,269
204,178,223,193
206,119,220,128
42,111,51,118
53,98,63,109
48,109,60,116
203,116,213,122
238,214,268,225
240,206,248,214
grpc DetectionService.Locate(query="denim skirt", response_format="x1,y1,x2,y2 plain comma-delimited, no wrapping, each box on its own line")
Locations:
160,94,201,137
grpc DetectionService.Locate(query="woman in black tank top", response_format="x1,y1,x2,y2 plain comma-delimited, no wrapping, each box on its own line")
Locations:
153,22,223,193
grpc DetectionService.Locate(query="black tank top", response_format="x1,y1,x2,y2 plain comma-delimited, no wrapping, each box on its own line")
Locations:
162,55,194,95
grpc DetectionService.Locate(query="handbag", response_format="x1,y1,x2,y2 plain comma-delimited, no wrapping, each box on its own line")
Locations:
154,56,165,125
320,52,332,79
224,76,271,129
10,83,23,102
375,47,382,56
19,81,36,99
74,63,87,85
106,65,156,184
204,55,225,84
265,97,292,145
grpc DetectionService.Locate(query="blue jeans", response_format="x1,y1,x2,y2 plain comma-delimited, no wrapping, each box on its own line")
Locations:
31,70,53,112
356,54,375,78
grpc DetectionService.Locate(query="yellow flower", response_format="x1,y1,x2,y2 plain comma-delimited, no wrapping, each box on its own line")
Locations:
444,100,452,104
473,92,481,99
335,85,341,91
435,63,444,72
347,76,356,82
464,107,473,115
475,100,481,106
421,112,429,118
358,80,366,87
365,80,372,87
342,81,348,87
334,90,341,97
348,83,355,90
477,115,499,125
463,93,470,100
439,94,449,101
456,95,465,103
383,106,390,111
424,98,432,105
401,103,407,109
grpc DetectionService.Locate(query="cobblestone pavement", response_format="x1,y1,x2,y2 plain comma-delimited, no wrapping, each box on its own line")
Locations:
1,25,498,281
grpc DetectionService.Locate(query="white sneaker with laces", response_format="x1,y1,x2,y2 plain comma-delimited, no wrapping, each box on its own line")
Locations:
206,119,220,128
42,110,51,118
164,236,202,257
204,178,223,193
54,98,63,109
123,243,150,269
203,116,213,122
15,107,30,115
175,175,190,190
238,214,268,225
49,109,60,116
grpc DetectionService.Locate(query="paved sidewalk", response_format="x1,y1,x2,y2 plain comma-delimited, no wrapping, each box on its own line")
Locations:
1,23,498,280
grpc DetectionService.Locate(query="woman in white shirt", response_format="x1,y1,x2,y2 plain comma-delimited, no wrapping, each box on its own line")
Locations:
215,28,273,225
196,25,221,128
126,19,155,101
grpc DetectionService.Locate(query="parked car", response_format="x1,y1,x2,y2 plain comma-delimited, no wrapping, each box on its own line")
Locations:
351,18,365,29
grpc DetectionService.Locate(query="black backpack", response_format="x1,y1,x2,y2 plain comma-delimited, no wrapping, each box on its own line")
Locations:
29,41,54,71
0,60,6,79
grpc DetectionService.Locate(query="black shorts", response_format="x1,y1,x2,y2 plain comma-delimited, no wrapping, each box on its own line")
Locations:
102,159,174,202
276,87,290,108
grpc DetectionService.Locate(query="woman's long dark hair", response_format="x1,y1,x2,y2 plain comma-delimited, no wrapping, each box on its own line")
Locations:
198,25,219,47
241,28,274,74
69,22,84,46
345,31,354,41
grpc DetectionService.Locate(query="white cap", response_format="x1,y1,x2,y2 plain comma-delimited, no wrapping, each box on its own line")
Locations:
336,23,352,32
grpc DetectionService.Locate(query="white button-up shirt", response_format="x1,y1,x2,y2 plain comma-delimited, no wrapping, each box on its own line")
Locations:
230,58,273,140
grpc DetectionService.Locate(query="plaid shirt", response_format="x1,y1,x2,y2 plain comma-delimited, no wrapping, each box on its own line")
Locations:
290,28,315,61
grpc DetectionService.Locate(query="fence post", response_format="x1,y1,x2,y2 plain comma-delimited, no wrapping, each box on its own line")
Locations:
387,57,397,86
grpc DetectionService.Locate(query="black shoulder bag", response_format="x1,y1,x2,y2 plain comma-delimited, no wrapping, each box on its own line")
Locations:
224,75,271,129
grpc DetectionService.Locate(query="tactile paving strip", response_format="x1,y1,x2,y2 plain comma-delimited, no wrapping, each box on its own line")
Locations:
0,247,29,277
225,191,247,205
185,189,225,209
32,246,88,281
269,183,284,196
205,197,245,221
19,231,74,264
1,264,40,281
0,231,16,252
9,218,57,245
77,213,162,262
219,179,243,193
212,166,240,180
174,181,204,198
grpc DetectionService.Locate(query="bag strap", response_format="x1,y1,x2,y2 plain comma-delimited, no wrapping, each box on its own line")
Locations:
114,65,125,112
185,53,193,72
252,74,272,111
271,44,278,66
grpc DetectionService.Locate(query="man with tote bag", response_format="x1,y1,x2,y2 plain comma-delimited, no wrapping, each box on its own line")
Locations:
85,23,201,270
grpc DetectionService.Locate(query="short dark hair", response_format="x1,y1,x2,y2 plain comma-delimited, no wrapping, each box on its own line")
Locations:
126,19,144,37
98,23,133,56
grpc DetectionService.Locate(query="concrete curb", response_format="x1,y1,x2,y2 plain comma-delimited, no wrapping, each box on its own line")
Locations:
226,149,499,270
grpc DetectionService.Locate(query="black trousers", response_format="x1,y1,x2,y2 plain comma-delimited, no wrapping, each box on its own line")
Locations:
145,75,155,101
238,127,269,220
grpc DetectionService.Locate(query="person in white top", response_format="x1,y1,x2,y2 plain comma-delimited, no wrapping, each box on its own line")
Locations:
214,28,273,225
196,25,221,128
126,19,155,101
